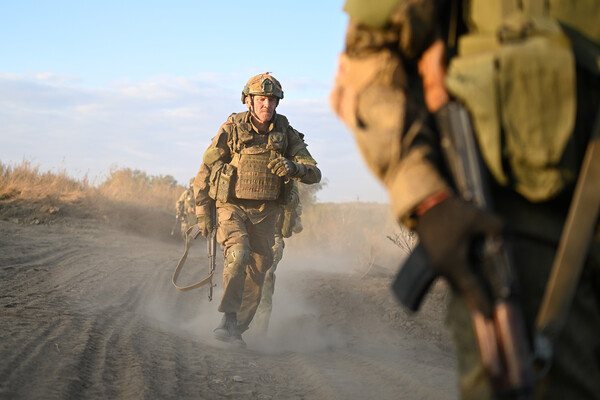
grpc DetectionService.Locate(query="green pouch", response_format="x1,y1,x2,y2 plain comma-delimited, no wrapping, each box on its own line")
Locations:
208,162,236,203
446,15,576,201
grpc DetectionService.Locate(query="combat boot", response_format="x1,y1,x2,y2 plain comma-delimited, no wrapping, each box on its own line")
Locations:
213,313,246,348
213,312,237,342
229,329,246,349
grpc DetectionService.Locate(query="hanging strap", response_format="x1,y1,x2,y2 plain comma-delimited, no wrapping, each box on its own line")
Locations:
534,107,600,368
172,226,214,292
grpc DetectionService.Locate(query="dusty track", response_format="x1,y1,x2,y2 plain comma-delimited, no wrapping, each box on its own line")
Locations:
0,218,457,399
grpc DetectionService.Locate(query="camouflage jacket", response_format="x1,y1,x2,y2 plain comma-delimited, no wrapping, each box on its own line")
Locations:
194,111,321,224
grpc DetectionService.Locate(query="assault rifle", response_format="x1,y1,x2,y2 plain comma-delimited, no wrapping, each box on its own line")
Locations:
172,205,217,300
206,207,217,301
392,101,535,398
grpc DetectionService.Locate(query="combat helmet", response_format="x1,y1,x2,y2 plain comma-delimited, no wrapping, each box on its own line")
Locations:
241,73,284,103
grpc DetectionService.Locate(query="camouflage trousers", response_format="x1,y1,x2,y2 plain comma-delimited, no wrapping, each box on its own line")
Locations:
216,206,277,332
447,235,600,399
254,234,286,333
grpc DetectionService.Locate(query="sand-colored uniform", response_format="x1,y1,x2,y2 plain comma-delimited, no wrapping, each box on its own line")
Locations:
175,186,197,238
332,1,600,398
195,111,320,332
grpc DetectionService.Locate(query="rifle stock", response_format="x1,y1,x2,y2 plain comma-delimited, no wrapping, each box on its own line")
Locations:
392,101,535,397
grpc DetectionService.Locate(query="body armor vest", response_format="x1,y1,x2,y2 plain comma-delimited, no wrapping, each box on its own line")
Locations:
229,113,289,201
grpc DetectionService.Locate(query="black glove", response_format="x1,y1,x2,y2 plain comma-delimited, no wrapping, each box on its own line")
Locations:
268,157,298,177
194,215,214,238
415,196,504,317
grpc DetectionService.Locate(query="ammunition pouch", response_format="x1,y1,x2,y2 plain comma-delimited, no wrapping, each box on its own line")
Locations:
208,161,236,203
446,15,576,202
280,207,297,238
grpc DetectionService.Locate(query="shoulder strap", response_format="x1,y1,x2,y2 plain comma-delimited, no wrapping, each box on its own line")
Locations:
534,106,600,367
172,226,214,292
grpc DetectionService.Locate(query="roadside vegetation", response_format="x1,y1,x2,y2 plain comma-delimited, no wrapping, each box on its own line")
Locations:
0,160,415,269
0,161,183,240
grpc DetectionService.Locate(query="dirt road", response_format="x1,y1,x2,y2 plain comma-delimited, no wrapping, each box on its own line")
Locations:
0,218,457,400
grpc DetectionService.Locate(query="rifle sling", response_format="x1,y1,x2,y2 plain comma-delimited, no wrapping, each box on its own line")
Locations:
172,225,214,292
535,108,600,348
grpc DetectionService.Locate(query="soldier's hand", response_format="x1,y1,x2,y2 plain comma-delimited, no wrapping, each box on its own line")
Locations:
418,39,449,113
194,215,214,238
415,195,504,317
268,157,298,177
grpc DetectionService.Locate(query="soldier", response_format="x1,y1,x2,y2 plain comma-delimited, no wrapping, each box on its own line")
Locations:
175,178,197,239
253,181,303,333
194,73,321,348
332,1,600,399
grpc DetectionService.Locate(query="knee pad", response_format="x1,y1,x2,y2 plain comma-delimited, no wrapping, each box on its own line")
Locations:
224,245,250,276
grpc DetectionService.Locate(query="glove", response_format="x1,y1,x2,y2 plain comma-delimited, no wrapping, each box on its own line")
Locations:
268,157,298,177
194,215,214,238
415,196,504,317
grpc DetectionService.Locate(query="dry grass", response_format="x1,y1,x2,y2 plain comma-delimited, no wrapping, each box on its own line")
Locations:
0,160,90,203
0,161,412,263
0,161,183,210
97,167,182,211
0,160,184,240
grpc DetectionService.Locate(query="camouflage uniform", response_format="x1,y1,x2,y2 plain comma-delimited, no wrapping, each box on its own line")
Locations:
195,74,321,339
253,181,303,333
175,180,197,238
332,1,600,399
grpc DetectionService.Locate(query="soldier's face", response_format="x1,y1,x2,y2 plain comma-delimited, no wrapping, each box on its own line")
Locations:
249,95,277,123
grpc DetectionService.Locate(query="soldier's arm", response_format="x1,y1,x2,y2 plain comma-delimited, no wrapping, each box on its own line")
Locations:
331,4,450,225
194,126,231,216
176,191,186,215
286,128,322,184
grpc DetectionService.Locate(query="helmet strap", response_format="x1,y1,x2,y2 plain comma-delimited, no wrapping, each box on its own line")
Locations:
248,95,261,122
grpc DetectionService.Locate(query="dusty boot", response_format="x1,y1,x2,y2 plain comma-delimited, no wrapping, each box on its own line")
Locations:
213,312,237,342
229,327,246,349
214,313,246,348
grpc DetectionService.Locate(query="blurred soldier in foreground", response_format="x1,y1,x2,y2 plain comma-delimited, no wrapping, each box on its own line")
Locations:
253,181,304,333
174,178,197,239
194,73,321,348
332,1,600,399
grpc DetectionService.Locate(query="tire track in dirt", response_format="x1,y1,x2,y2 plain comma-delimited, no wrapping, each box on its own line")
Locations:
1,220,458,399
278,347,453,400
0,318,65,395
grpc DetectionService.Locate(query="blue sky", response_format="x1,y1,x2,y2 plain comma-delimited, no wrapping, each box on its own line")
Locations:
0,0,388,203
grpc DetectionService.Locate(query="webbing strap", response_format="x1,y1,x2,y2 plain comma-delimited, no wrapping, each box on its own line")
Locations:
172,226,214,292
535,107,600,351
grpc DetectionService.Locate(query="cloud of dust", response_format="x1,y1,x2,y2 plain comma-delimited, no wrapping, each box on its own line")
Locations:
140,213,411,354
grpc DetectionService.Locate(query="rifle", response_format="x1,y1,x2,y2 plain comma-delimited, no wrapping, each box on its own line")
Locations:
172,205,217,300
206,206,217,301
392,101,535,398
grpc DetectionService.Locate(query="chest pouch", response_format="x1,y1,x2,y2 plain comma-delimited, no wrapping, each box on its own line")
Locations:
446,14,576,202
235,147,282,200
267,131,287,154
208,161,236,203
